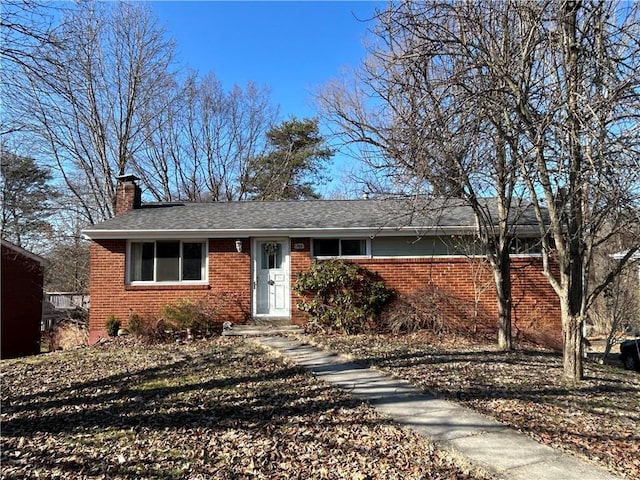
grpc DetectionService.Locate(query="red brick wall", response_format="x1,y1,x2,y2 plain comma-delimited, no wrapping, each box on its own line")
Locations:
1,244,43,358
353,256,562,349
89,237,561,348
290,238,312,325
88,239,251,343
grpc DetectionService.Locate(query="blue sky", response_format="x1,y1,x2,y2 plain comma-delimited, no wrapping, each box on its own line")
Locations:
149,1,383,194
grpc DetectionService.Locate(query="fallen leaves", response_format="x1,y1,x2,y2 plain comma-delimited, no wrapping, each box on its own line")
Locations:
1,337,490,479
305,331,640,480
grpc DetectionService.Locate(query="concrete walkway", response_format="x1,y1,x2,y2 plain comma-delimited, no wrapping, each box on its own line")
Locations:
255,336,622,480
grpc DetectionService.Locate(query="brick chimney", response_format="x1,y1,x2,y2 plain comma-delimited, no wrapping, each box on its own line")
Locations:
115,174,142,215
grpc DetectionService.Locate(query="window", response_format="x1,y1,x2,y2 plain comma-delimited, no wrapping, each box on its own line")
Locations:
128,240,206,283
260,242,283,270
509,237,542,254
312,238,368,257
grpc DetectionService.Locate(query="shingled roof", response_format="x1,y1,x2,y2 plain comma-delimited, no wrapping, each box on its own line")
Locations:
82,198,541,240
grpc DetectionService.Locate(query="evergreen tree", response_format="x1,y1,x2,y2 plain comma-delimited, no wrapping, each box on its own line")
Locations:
0,150,57,249
246,118,333,200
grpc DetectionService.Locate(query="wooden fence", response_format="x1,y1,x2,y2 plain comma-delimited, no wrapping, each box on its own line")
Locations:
42,292,90,331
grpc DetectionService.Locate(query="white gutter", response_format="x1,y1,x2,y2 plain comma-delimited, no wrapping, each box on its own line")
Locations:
82,225,542,240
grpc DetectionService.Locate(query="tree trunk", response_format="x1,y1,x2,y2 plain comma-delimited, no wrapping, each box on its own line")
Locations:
495,251,513,351
562,315,583,383
561,301,584,383
561,0,585,384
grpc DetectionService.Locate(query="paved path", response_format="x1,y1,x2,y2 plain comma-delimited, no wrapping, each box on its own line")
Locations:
255,336,622,480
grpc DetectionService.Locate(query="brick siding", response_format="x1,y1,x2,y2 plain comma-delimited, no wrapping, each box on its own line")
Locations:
88,239,251,343
354,256,561,349
89,237,561,348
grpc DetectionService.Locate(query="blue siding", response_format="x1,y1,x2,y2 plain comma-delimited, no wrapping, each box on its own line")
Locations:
371,236,484,256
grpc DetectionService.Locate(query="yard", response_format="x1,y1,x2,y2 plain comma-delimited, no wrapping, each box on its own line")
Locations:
1,337,490,480
300,331,640,480
1,332,638,479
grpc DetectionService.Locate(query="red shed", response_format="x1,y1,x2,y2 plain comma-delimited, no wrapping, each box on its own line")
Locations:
1,240,48,359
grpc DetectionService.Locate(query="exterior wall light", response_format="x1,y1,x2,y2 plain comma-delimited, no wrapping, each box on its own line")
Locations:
235,239,243,253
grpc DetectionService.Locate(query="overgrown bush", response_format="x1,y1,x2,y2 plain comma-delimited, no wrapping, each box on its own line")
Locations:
294,259,393,334
124,312,171,343
380,285,491,336
42,319,88,351
161,297,219,337
381,288,451,335
105,316,121,337
127,312,143,335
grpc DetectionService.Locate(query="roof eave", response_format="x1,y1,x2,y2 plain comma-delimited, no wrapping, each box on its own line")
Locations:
82,224,541,240
81,226,476,240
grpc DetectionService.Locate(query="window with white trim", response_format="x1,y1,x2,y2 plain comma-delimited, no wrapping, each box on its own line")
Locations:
312,238,369,257
128,240,207,283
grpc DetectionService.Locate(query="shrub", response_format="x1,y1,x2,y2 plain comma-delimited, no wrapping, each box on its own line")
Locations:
42,319,88,351
294,259,393,334
127,312,143,335
105,315,121,337
161,297,219,337
127,314,171,343
380,284,491,336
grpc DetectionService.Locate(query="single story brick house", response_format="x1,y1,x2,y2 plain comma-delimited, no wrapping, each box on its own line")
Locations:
82,176,561,347
1,240,48,359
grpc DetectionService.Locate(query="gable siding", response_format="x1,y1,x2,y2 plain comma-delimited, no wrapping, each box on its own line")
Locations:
371,236,452,256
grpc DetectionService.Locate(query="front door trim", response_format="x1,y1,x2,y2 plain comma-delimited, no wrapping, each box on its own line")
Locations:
252,237,291,319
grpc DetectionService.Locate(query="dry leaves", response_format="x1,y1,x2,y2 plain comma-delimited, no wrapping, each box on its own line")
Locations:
1,337,490,479
305,331,640,480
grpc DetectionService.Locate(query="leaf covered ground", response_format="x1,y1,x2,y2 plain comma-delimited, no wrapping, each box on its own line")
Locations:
1,337,491,480
301,332,640,480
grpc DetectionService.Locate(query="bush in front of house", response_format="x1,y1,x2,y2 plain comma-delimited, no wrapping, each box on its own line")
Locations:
42,318,89,351
294,259,393,334
161,297,220,338
379,284,492,336
127,312,143,335
125,312,171,343
105,315,121,337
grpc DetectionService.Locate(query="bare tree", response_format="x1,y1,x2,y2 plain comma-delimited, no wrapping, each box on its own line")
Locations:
137,72,278,202
318,1,536,350
9,1,177,223
510,1,640,381
319,1,640,381
0,1,64,90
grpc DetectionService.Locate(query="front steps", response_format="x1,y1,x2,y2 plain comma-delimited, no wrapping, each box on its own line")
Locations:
222,323,304,337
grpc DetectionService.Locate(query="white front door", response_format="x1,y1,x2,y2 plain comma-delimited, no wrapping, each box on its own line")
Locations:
254,239,290,318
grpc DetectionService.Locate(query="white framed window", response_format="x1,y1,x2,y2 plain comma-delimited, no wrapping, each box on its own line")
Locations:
312,238,370,258
127,240,207,283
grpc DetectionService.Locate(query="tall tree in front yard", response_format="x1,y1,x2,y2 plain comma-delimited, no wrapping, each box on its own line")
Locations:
318,1,536,351
514,1,640,381
318,1,640,382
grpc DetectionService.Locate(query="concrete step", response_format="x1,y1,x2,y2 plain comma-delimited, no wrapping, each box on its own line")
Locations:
222,324,304,337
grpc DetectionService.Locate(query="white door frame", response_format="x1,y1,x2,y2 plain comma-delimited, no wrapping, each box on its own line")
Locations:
252,237,291,319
